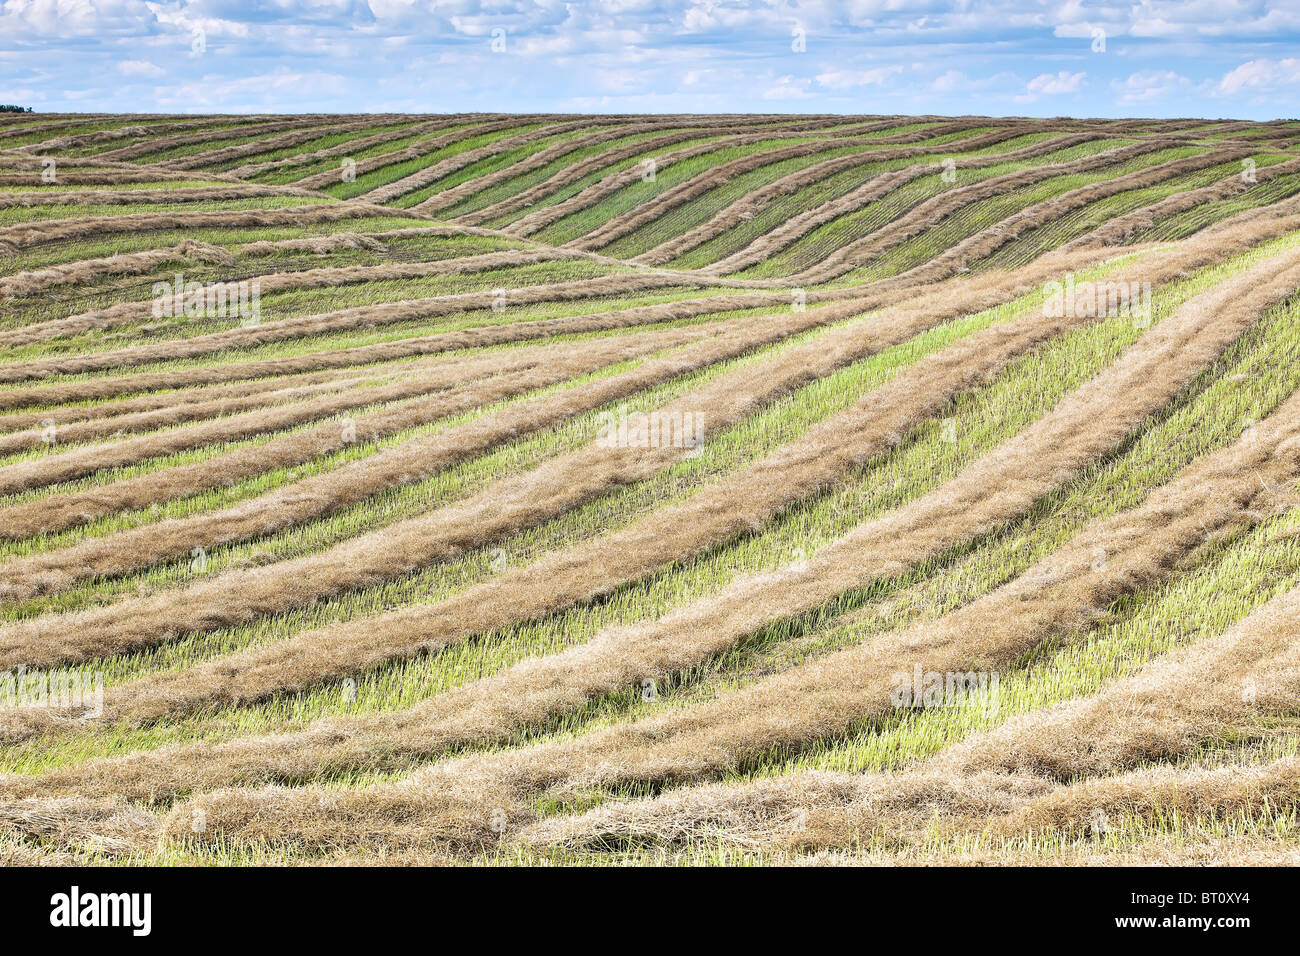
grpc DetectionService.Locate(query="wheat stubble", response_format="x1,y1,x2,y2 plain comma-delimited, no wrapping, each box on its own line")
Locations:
519,575,1300,853
142,253,1300,852
12,220,1282,802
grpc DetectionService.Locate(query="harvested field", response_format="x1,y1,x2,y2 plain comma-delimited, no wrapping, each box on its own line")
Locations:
2,111,1300,871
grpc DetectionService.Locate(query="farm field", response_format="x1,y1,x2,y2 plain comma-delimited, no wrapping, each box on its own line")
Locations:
2,111,1300,867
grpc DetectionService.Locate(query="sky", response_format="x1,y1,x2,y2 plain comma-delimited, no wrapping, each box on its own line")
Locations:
1,1,1299,118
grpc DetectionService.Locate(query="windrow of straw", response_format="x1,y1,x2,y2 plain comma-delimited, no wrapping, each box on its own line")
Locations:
15,117,260,153
288,117,558,190
91,117,352,162
0,169,213,186
352,121,596,204
160,303,1300,854
630,127,1088,266
0,288,809,412
156,118,416,170
410,121,718,214
0,183,327,210
564,122,1044,253
0,340,524,438
449,118,891,226
2,184,1283,410
784,147,1255,286
0,230,397,302
0,270,719,384
20,213,1282,805
697,132,1132,275
0,321,735,543
0,116,197,143
0,240,234,300
0,246,622,348
519,575,1300,854
0,201,421,256
498,117,909,237
7,231,1292,737
0,324,714,496
0,206,1280,590
225,117,487,179
766,140,1193,283
1068,155,1300,249
0,279,1007,666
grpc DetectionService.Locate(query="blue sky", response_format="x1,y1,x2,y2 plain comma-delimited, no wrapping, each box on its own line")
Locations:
2,1,1299,118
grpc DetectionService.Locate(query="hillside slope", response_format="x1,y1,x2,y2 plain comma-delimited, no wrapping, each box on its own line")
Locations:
2,112,1300,865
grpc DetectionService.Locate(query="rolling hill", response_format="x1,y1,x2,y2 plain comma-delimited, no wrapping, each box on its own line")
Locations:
2,111,1300,865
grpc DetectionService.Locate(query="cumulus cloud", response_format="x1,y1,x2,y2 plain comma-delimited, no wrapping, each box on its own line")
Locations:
1112,69,1191,104
815,66,903,89
1026,70,1086,95
762,75,811,99
1052,0,1300,41
0,0,160,37
153,67,352,110
1218,58,1300,95
930,69,967,94
0,0,1296,115
118,59,165,76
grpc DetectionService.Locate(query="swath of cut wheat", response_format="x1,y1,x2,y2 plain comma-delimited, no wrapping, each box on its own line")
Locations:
1,112,1300,866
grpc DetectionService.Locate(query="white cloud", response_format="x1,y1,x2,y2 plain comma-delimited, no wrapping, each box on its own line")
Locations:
930,69,966,93
815,66,902,89
0,0,1295,116
153,68,351,110
1,86,40,102
1026,70,1086,95
1218,58,1300,95
118,59,164,77
1051,0,1300,42
0,0,159,37
1112,69,1191,104
762,75,811,99
143,3,250,41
